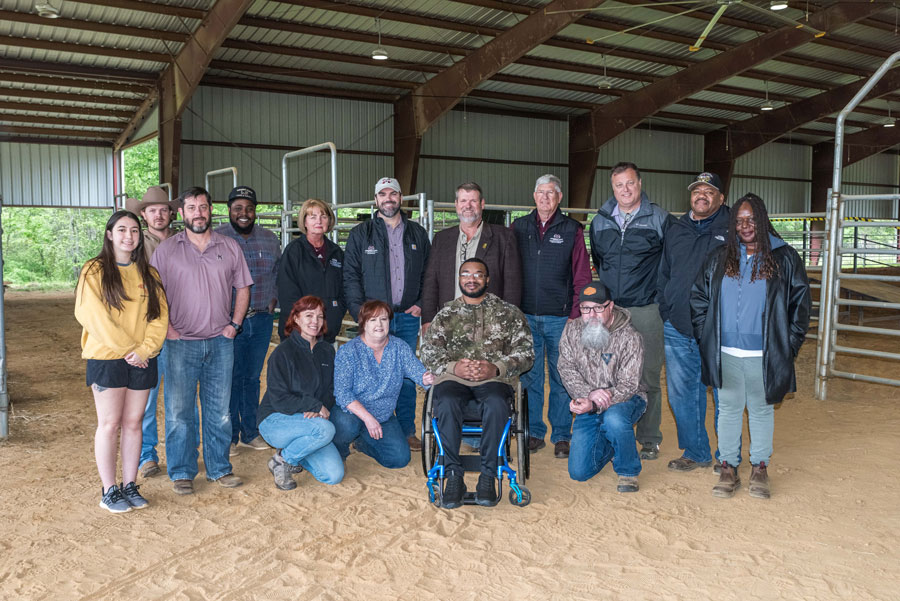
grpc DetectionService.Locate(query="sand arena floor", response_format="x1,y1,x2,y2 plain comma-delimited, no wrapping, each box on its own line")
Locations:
0,291,897,601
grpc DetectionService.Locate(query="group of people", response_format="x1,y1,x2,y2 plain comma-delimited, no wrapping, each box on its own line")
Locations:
74,164,810,514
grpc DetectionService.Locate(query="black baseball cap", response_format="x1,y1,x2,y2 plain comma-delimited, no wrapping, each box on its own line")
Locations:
228,185,257,205
579,281,612,305
687,172,723,193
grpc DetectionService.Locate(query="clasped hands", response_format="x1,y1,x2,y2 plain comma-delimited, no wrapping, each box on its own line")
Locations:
569,388,613,415
453,358,499,382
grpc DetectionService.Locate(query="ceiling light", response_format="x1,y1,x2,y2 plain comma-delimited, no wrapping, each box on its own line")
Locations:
761,100,775,111
885,105,895,127
34,2,60,18
372,17,388,61
597,54,612,90
769,1,789,10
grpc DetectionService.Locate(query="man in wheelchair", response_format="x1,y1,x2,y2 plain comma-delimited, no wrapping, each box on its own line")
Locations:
420,258,534,508
558,281,648,493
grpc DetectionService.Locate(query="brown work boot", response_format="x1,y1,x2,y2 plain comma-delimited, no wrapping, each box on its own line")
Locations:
712,462,740,498
407,435,423,452
748,462,771,499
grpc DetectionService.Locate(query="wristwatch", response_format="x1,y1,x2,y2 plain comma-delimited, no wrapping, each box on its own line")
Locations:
229,321,243,335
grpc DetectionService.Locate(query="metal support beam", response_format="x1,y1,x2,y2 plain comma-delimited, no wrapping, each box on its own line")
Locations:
706,67,900,195
569,2,884,207
392,0,608,193
568,113,600,209
154,0,253,191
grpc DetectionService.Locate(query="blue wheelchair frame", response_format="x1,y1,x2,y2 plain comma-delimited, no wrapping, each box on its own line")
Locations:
422,386,531,508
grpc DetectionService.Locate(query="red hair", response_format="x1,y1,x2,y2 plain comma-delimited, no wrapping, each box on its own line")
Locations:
357,300,393,332
284,296,327,337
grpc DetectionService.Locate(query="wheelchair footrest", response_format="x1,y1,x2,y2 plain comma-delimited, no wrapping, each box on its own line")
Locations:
459,455,483,473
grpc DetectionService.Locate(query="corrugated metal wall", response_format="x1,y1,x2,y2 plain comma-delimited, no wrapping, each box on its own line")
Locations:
0,142,114,207
419,111,567,206
842,153,899,219
181,87,393,206
592,129,704,213
732,144,812,214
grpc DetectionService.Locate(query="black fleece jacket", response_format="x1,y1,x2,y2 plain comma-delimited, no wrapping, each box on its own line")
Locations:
257,331,335,426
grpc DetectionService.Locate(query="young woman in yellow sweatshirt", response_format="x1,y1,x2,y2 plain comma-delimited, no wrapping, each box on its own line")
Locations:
75,210,167,513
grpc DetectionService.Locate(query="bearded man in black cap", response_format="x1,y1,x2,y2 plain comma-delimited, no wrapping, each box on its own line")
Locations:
215,185,281,453
558,281,647,493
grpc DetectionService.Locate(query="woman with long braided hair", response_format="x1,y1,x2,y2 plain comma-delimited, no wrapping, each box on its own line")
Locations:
691,193,810,500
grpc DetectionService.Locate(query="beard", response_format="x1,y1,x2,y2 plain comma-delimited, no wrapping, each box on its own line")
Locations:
229,218,254,236
458,212,479,225
581,320,611,350
460,281,488,299
185,217,210,234
378,202,400,218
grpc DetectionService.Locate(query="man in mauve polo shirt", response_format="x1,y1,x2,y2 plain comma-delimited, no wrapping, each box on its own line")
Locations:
151,186,253,496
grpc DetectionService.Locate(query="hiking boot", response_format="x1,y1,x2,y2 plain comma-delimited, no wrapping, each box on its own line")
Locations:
639,442,659,460
617,475,639,493
268,452,297,491
238,436,270,451
210,473,243,488
99,484,132,513
139,460,161,479
475,473,499,507
407,435,423,452
668,457,713,472
713,460,722,475
554,440,570,459
748,462,771,499
712,462,741,498
173,479,194,495
442,471,466,509
527,437,546,453
120,481,149,509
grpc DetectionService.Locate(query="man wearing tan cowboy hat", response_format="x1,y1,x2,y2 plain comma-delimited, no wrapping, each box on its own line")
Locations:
126,186,181,260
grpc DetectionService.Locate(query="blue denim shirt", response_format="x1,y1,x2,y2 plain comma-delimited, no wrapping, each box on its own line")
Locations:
720,235,786,351
334,335,427,423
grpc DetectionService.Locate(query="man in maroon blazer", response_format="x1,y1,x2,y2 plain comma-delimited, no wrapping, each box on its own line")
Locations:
421,182,522,334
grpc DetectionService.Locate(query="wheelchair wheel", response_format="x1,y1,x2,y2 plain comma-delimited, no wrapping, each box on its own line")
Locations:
421,389,436,477
509,486,531,507
516,388,531,481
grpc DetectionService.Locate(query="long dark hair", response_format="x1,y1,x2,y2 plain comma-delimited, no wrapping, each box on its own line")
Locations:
83,210,163,321
724,193,782,282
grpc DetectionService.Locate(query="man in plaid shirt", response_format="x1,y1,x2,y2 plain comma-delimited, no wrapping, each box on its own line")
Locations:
215,185,281,454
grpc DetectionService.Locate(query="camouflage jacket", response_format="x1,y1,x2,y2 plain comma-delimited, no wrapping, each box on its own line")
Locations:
420,293,534,388
558,306,646,407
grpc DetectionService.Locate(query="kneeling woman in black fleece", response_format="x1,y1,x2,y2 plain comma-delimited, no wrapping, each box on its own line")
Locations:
258,296,344,490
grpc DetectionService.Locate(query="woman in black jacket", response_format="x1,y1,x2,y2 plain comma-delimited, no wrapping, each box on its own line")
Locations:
276,199,346,342
691,193,810,500
257,296,344,490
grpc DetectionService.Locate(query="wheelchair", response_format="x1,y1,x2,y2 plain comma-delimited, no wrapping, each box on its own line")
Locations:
421,382,531,508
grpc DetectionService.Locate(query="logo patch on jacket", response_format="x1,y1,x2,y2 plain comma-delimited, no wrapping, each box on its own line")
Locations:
549,233,564,244
411,243,417,250
601,353,613,364
715,235,725,241
364,246,378,255
330,258,342,268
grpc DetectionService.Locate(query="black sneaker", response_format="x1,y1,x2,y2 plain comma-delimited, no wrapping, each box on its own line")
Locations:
475,473,499,507
442,471,466,509
120,481,149,509
99,484,132,514
639,442,660,460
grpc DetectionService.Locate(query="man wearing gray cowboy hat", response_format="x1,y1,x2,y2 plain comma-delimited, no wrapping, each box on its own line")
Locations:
125,186,181,260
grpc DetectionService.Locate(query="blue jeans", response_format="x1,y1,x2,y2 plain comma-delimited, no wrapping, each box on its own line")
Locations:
230,312,274,444
390,311,420,437
258,413,344,485
163,336,235,481
717,353,772,466
568,394,647,480
523,314,571,443
329,408,410,469
140,345,200,467
663,320,715,464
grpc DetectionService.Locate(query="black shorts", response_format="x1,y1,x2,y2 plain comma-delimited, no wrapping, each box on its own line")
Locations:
86,357,158,391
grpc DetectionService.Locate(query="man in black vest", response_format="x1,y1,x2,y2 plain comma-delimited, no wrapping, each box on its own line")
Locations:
657,172,731,472
512,174,592,459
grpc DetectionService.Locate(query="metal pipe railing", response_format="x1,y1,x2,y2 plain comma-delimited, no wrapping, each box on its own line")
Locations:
281,142,338,250
204,167,238,199
158,182,173,200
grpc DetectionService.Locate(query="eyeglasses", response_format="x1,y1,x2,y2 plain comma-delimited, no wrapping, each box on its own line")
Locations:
580,302,612,314
459,272,486,280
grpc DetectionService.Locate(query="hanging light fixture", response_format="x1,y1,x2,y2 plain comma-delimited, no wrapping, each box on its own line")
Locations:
761,80,775,112
34,1,61,18
769,1,789,11
372,18,388,61
885,104,895,128
597,54,612,90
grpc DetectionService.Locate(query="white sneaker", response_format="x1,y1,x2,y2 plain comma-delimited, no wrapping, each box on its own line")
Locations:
229,443,239,456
